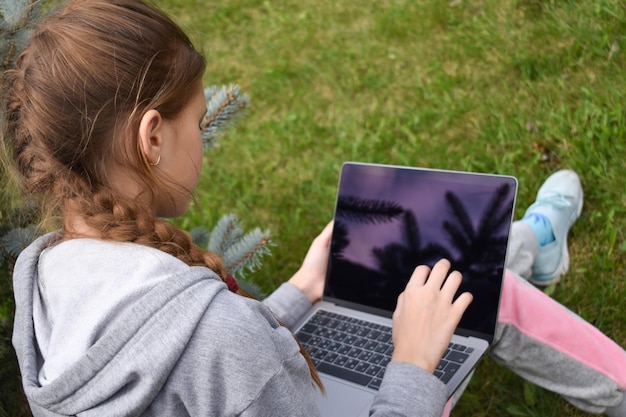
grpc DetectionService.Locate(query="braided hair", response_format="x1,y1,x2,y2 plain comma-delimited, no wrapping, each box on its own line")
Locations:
1,0,322,391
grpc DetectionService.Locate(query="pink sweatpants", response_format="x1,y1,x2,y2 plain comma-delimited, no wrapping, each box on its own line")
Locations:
442,270,626,416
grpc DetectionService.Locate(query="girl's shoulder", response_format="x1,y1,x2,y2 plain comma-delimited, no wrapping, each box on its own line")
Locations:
165,283,311,414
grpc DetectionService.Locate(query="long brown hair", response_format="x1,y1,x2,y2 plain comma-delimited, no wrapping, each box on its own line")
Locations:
2,0,322,391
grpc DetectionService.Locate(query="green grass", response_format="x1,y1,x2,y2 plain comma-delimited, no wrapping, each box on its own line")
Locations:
162,0,626,415
1,0,624,416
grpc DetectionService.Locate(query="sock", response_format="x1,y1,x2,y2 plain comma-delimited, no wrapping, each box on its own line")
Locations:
520,213,555,247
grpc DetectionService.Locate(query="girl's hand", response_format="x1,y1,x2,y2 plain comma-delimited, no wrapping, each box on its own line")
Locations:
391,259,473,373
288,221,333,304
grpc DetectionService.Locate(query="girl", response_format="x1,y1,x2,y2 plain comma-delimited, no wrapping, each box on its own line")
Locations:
3,1,625,416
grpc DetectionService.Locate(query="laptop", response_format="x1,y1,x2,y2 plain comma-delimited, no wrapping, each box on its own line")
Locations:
292,162,518,417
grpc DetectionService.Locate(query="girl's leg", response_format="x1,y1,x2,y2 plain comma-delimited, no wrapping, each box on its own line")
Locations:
504,221,538,281
492,271,626,415
494,170,625,415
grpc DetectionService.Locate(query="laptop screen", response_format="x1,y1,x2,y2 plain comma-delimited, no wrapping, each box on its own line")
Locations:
325,162,517,340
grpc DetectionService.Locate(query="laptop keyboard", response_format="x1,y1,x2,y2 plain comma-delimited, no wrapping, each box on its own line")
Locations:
295,309,473,390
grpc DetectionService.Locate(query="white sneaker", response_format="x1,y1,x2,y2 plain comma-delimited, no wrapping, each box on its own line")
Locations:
524,170,584,285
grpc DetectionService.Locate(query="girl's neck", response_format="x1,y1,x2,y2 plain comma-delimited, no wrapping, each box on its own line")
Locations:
63,215,103,240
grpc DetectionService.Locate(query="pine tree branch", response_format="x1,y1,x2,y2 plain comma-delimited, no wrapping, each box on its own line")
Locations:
223,230,272,276
201,85,249,151
208,214,243,255
1,0,41,73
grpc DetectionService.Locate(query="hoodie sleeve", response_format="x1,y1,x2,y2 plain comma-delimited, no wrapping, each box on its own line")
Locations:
262,282,312,328
241,360,448,417
370,362,448,417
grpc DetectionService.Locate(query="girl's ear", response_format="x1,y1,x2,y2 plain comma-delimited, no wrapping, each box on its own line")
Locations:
138,109,164,165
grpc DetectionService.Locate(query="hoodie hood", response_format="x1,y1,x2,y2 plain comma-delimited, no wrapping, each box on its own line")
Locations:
12,234,227,416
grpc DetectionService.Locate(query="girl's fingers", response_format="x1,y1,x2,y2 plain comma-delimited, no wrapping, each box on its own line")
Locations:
424,259,451,290
405,264,432,288
440,270,462,299
451,291,474,319
319,220,334,240
439,270,473,319
406,258,455,291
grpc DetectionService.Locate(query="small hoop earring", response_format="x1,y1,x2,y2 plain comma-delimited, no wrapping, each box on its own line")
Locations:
149,155,161,166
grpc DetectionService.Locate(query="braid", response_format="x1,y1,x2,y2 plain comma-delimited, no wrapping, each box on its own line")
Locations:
1,0,323,392
3,62,62,223
61,189,230,282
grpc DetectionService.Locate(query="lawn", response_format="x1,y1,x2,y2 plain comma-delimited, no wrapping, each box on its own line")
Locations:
2,0,625,415
163,0,626,415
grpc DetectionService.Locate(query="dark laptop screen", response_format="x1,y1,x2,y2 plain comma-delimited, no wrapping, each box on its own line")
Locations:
325,162,517,339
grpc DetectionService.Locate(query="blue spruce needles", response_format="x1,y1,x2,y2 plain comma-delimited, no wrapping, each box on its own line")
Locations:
0,0,41,72
191,215,272,298
202,85,249,151
198,87,271,297
208,214,272,277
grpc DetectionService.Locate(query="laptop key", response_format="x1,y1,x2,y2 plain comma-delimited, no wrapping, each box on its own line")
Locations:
365,364,382,376
312,349,328,360
346,324,359,334
336,322,349,331
347,347,362,358
296,332,311,343
366,329,381,340
301,323,317,333
327,342,342,352
354,337,368,348
379,356,391,368
436,370,454,383
368,378,383,390
334,355,349,367
373,343,388,354
369,353,384,364
356,327,370,337
446,350,469,364
377,333,392,343
318,362,373,387
345,358,359,369
337,344,352,355
444,362,461,375
364,341,379,351
354,361,370,373
438,363,461,384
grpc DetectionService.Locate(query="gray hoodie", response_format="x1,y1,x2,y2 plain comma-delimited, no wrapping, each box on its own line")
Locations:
12,234,447,416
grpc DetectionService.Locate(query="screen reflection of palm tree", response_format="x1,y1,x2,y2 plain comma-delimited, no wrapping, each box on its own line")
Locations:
368,183,514,284
442,182,514,283
327,184,513,331
331,196,404,258
327,196,404,309
372,210,450,282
